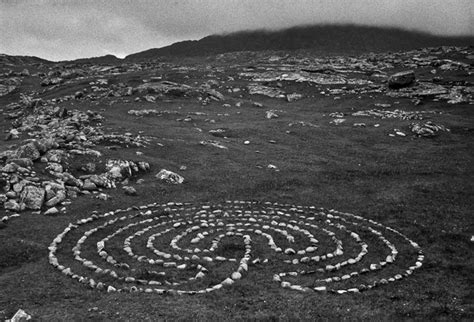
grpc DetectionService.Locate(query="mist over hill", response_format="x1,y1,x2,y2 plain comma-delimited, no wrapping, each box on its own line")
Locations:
2,24,473,64
125,24,474,61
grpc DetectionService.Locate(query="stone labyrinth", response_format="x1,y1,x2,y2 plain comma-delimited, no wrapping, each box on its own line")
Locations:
49,201,424,295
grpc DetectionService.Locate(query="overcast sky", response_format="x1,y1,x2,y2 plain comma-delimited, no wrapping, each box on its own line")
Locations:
1,0,473,61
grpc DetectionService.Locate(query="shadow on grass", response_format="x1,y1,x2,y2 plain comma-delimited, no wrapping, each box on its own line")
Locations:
0,237,46,273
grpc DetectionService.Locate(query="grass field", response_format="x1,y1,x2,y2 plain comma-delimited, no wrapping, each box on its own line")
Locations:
0,47,473,320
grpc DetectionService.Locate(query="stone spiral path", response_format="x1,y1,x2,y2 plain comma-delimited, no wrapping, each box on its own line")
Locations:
48,201,423,295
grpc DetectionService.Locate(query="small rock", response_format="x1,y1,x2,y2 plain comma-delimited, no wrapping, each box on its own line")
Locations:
45,190,66,207
4,200,20,211
44,207,59,215
96,193,110,200
82,180,97,191
200,140,228,149
46,162,63,173
6,129,20,140
330,118,346,125
9,309,32,321
6,191,17,198
1,163,19,173
123,186,137,196
80,163,96,173
267,164,279,171
286,93,303,102
266,110,279,119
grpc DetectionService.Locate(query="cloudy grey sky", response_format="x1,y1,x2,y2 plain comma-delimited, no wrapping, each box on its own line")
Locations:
1,0,473,61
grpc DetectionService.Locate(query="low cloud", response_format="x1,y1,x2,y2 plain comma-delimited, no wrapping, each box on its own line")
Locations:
1,0,472,61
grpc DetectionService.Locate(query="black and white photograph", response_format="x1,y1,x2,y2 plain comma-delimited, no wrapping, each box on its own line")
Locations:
0,0,473,320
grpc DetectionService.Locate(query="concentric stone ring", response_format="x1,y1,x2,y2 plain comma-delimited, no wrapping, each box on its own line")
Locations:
49,201,423,294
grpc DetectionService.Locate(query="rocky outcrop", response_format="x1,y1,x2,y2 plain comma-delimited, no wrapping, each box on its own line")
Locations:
388,70,415,89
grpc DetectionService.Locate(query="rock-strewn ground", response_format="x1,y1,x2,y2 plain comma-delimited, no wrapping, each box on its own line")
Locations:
0,46,473,320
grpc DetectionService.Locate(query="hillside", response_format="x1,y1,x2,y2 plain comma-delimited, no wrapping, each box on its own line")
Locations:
126,24,474,61
66,54,124,65
0,54,51,67
0,22,473,320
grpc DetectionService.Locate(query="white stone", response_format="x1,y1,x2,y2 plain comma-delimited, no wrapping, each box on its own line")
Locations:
221,278,234,286
231,272,242,280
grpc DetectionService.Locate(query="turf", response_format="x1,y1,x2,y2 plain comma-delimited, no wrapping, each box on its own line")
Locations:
0,48,473,320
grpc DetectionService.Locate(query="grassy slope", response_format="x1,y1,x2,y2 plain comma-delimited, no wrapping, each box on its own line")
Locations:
0,53,473,320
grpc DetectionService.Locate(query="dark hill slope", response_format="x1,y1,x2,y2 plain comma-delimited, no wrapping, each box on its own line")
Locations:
0,54,51,67
126,24,474,61
66,54,123,65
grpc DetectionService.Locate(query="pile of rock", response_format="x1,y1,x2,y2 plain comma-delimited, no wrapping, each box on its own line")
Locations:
1,156,150,214
410,121,449,137
352,109,431,120
0,94,152,215
0,77,22,96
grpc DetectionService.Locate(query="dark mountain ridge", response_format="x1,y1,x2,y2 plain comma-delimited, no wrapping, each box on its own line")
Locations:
126,24,474,61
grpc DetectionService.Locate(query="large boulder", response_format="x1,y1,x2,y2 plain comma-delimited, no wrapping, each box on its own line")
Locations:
388,70,415,89
16,142,41,161
155,169,184,184
20,185,45,210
